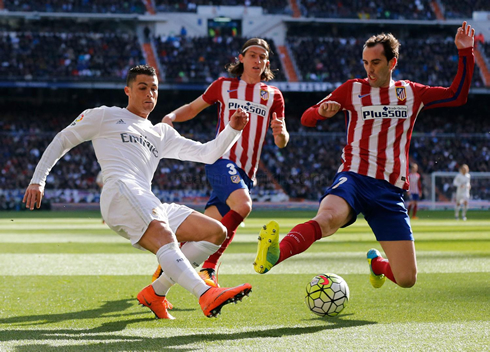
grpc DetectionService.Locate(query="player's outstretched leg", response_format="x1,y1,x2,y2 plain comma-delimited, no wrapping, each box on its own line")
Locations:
137,284,175,319
253,221,280,274
199,268,219,287
199,284,252,318
367,248,386,288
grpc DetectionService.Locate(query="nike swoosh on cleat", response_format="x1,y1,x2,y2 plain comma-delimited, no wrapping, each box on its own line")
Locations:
143,297,152,306
358,93,371,98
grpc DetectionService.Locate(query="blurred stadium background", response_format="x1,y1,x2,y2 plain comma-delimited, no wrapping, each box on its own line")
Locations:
1,0,489,212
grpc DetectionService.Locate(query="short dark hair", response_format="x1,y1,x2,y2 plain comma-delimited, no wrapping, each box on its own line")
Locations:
227,38,275,81
364,33,400,63
126,65,157,86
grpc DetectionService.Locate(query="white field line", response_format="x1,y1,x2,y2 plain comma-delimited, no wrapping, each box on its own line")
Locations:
0,252,488,276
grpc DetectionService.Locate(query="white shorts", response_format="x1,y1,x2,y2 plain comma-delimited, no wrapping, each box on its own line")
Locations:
100,179,193,250
455,192,470,203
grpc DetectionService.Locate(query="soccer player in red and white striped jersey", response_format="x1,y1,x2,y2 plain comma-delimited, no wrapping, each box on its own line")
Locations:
155,38,289,285
253,22,475,290
407,163,422,219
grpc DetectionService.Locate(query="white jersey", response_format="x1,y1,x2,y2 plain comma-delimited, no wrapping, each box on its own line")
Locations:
30,106,242,190
453,172,471,199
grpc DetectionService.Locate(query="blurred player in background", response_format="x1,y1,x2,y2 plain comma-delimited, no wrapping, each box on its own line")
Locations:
23,65,252,319
407,163,422,219
153,38,289,285
254,22,474,290
453,164,471,220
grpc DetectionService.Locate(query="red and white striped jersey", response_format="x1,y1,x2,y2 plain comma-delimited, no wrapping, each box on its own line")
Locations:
408,172,422,195
301,47,474,190
202,77,285,180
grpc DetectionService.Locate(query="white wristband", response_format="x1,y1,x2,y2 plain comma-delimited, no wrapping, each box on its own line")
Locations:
168,113,176,121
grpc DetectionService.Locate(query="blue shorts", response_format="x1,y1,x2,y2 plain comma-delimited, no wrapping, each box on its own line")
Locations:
410,194,420,201
322,171,413,241
205,159,253,216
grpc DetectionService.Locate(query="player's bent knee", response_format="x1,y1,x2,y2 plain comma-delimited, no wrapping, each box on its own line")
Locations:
207,221,227,245
233,201,252,218
396,272,417,288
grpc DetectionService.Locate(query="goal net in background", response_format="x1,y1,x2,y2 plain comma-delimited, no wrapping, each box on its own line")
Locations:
429,172,490,210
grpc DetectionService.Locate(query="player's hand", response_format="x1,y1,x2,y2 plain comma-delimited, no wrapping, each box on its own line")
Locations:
318,101,341,119
229,108,249,131
162,115,174,127
23,184,44,210
270,112,286,137
455,21,475,49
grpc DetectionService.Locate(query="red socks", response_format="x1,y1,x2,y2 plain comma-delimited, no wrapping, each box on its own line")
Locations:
277,220,323,264
202,210,244,270
371,256,397,283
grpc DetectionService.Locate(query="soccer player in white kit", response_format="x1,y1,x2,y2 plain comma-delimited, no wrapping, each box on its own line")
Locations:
153,38,289,286
253,22,475,291
453,164,471,220
23,65,252,319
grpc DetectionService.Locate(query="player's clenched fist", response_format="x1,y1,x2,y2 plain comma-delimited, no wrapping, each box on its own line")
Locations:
229,108,249,131
318,101,341,119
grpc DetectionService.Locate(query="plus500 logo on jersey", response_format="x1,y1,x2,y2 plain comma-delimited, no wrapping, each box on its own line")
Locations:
361,105,408,120
228,99,269,117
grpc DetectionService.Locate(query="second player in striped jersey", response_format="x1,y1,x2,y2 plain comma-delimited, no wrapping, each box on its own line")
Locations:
253,22,475,291
155,38,289,285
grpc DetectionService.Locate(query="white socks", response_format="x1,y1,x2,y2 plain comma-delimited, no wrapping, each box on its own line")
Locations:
152,241,219,297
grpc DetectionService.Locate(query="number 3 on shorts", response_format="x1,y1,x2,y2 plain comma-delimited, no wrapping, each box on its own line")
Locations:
226,163,238,175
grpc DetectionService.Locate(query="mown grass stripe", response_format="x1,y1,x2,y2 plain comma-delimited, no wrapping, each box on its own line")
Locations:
0,252,487,276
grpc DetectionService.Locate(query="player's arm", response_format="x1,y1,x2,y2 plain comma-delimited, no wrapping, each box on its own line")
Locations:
301,83,349,127
420,22,475,109
271,112,289,148
160,108,249,164
270,93,289,148
162,96,211,127
23,109,102,210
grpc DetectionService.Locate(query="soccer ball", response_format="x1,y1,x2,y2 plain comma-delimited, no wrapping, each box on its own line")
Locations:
305,273,350,317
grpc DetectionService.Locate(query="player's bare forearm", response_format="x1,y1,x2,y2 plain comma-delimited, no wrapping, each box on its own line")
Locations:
274,131,289,148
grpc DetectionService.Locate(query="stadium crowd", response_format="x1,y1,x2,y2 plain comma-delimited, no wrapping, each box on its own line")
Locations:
289,35,485,88
299,0,435,19
0,23,144,81
3,0,146,13
154,35,287,83
154,0,290,14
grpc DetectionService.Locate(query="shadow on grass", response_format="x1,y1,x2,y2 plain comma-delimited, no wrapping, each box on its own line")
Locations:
0,299,376,351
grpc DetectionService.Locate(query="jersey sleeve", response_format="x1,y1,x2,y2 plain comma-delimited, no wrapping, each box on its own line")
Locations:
301,81,351,127
157,122,242,164
201,78,223,105
416,47,474,110
29,108,104,187
271,88,285,119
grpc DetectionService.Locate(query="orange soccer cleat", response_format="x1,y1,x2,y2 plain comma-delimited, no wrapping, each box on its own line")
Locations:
199,268,219,287
137,285,175,319
151,265,163,283
199,283,252,318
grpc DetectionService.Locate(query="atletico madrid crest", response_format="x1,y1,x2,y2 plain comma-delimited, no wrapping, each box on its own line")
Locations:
396,87,406,101
260,89,269,101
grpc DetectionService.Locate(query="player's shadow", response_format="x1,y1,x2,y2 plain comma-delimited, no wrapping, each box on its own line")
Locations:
1,299,375,351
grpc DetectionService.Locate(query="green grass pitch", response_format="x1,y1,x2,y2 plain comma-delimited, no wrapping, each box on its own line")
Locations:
0,210,489,351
